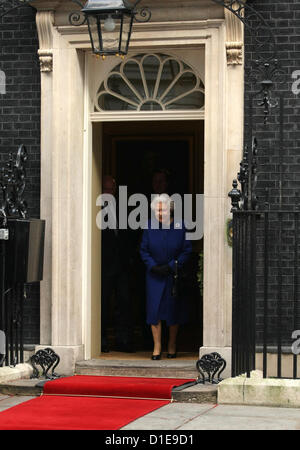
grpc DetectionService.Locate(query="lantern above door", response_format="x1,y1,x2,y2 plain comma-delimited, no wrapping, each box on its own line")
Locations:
70,0,151,57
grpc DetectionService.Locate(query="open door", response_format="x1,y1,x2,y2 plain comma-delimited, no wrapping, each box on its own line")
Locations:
98,120,204,356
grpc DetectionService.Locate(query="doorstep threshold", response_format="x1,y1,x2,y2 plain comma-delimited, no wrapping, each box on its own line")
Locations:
75,357,199,379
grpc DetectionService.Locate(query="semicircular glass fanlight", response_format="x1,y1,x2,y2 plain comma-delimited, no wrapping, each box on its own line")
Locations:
95,53,205,112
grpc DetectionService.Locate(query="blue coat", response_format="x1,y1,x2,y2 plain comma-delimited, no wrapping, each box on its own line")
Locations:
140,220,192,326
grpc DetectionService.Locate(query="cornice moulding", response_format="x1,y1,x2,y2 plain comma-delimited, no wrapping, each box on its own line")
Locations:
56,19,221,50
30,0,62,10
57,19,225,36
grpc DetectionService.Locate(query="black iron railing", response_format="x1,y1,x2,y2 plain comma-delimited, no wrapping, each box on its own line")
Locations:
0,146,27,367
1,284,26,366
0,146,45,367
230,204,300,379
231,210,258,378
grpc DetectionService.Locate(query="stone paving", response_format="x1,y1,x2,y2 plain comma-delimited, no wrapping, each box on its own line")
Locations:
0,395,300,430
0,395,36,413
123,403,300,430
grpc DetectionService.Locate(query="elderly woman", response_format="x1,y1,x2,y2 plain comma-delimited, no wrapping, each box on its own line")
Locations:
140,194,192,360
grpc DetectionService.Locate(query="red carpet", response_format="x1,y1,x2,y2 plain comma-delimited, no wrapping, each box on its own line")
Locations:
43,375,190,399
0,376,195,430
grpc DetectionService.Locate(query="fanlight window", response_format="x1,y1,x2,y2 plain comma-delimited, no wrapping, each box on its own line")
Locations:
95,54,205,112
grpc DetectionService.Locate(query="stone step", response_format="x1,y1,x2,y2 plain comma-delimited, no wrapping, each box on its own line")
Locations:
74,357,217,403
0,357,218,403
0,377,217,404
75,358,199,379
172,383,217,403
0,379,43,397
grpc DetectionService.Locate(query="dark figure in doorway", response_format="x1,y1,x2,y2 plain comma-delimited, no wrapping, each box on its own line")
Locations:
151,168,171,197
101,175,135,353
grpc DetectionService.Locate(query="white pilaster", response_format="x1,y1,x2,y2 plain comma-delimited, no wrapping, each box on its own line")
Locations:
36,10,54,345
200,6,244,376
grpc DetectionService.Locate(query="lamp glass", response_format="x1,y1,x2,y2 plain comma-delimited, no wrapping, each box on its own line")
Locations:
103,15,116,32
86,15,101,54
86,12,134,55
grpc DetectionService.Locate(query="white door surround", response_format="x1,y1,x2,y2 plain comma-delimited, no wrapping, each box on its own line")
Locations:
34,1,244,375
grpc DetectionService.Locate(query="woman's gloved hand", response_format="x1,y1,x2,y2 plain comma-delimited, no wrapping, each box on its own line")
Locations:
151,264,173,277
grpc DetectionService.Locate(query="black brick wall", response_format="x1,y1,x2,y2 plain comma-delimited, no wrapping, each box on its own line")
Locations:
245,0,300,205
244,0,300,347
0,5,41,345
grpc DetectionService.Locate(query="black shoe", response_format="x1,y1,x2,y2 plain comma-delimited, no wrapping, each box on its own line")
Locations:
167,353,177,359
115,344,136,353
151,353,161,360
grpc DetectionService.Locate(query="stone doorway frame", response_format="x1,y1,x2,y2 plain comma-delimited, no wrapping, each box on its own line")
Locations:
91,120,205,357
35,4,244,375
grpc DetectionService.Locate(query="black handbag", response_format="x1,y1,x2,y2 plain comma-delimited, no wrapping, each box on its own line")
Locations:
171,259,189,298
